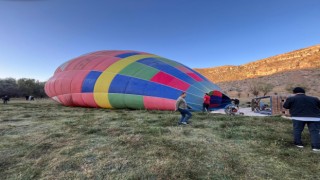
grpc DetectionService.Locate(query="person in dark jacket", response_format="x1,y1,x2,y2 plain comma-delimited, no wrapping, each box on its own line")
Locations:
231,98,240,108
283,87,320,151
2,95,9,104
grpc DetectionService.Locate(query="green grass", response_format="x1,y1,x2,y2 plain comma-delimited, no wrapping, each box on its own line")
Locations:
0,99,319,179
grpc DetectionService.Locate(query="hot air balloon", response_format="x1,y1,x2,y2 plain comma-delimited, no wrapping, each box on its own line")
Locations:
45,50,230,111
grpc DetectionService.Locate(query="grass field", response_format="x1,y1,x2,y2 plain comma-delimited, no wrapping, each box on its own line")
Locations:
1,99,319,179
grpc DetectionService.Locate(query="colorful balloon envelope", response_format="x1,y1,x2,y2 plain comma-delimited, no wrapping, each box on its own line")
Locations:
45,50,230,111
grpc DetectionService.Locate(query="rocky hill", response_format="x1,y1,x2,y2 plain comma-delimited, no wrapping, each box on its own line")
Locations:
217,68,320,98
195,45,320,83
194,45,320,99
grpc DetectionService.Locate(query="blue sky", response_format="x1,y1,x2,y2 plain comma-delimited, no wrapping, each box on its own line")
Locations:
0,0,319,81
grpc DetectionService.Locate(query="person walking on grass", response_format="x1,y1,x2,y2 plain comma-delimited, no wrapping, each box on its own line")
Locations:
2,95,9,104
202,93,210,112
175,92,192,125
283,87,320,152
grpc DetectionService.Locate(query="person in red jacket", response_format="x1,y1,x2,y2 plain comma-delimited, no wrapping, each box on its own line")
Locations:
203,93,211,112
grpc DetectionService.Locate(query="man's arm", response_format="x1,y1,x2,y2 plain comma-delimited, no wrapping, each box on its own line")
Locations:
283,98,292,109
175,98,180,111
316,97,320,109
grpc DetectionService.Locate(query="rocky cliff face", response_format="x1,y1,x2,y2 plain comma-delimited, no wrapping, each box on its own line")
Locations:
194,45,320,83
217,68,320,97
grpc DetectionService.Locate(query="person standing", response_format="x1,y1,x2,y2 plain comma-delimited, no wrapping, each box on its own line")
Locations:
2,95,9,104
283,87,320,152
175,92,192,125
202,93,210,112
234,98,240,108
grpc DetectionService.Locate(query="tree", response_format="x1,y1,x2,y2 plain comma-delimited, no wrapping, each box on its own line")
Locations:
0,77,47,98
17,78,36,96
249,82,261,97
249,81,275,97
259,83,274,96
33,81,47,97
0,78,19,97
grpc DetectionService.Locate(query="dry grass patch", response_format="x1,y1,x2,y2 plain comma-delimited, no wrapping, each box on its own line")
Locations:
0,99,319,179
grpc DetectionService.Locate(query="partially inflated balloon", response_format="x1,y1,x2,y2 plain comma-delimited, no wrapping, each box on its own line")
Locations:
45,50,230,111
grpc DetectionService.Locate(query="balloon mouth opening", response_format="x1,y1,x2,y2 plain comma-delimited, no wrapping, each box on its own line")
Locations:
208,90,231,109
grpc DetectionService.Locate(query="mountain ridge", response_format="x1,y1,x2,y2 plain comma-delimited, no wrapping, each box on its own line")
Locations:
194,44,320,83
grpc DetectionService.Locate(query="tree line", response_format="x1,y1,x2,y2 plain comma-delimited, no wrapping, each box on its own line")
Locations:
0,78,47,98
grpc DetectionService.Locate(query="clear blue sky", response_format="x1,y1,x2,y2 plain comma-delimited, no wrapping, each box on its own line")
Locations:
1,0,319,81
